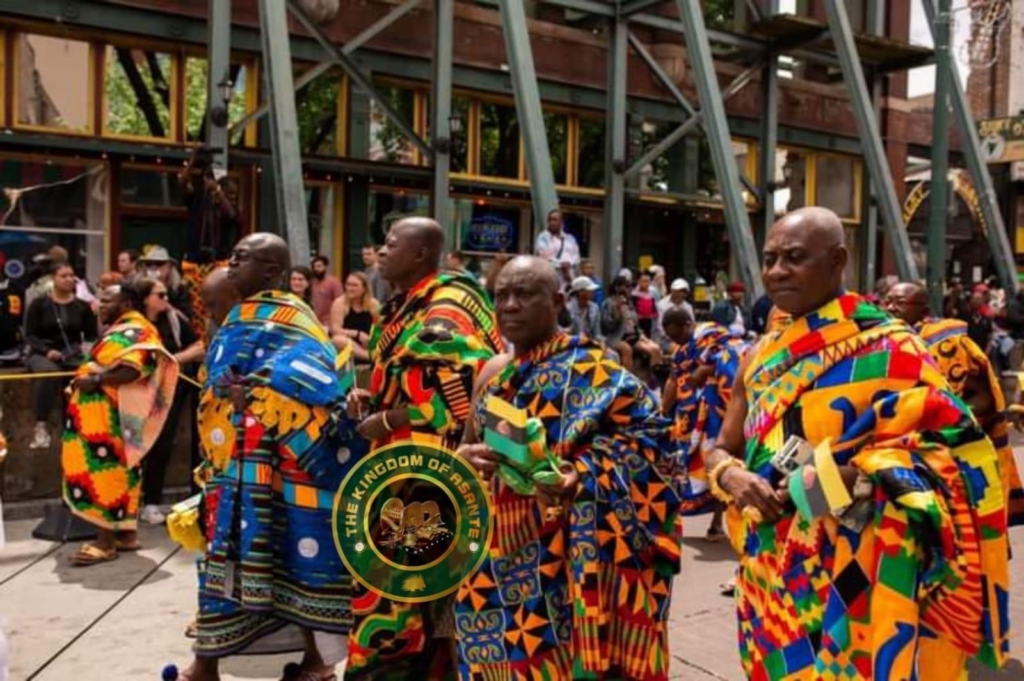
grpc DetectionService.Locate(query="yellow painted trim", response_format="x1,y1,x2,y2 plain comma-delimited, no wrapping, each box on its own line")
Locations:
0,30,6,129
336,74,349,157
804,151,816,208
852,157,864,222
99,43,178,143
243,56,259,147
11,31,96,136
467,100,481,176
413,89,425,166
1015,226,1024,254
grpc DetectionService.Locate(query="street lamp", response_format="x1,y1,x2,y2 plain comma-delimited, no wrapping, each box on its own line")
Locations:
210,76,235,128
435,112,464,154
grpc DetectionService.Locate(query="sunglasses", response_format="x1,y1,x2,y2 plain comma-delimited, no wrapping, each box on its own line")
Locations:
151,291,168,300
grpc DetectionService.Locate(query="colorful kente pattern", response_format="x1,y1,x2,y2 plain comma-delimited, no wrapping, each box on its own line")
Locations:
194,291,367,657
454,333,684,680
730,293,1009,680
671,323,748,515
348,271,501,680
917,317,1024,528
62,311,178,530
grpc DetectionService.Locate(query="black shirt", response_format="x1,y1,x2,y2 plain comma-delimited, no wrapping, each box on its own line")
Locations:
343,309,374,336
154,310,200,376
25,296,98,357
966,313,993,351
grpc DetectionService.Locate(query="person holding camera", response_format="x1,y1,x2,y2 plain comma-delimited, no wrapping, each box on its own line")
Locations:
179,147,242,264
25,263,98,449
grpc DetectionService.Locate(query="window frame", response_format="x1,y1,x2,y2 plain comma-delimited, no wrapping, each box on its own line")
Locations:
100,39,180,143
11,29,98,137
182,48,262,148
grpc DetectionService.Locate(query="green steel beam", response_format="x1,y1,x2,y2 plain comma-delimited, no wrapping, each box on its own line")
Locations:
673,0,763,297
860,0,884,290
258,0,310,263
922,0,1016,293
498,0,560,233
206,0,231,174
624,62,761,181
604,17,628,279
621,0,666,17
627,31,697,117
757,20,778,253
824,0,917,281
230,0,424,136
927,0,952,311
432,0,455,246
286,0,433,159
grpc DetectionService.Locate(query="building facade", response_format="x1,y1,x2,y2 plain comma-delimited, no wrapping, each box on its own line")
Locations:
0,0,981,292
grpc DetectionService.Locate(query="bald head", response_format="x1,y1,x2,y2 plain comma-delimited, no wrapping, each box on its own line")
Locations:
762,207,848,318
227,232,291,298
494,256,564,355
378,217,447,290
884,281,928,325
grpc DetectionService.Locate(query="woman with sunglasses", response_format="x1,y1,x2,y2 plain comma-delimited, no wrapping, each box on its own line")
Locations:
136,277,204,525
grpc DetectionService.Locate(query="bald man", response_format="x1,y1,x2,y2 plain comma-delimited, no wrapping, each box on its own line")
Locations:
177,233,367,681
702,208,1010,680
886,281,1024,531
199,266,238,342
455,256,682,679
345,217,503,677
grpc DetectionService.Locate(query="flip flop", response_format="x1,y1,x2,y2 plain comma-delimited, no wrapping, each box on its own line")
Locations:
704,528,726,543
280,663,337,681
69,543,119,567
718,580,736,597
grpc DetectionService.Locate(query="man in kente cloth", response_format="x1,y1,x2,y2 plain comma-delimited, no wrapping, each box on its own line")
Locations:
345,217,503,678
455,256,683,680
703,207,1010,680
171,233,366,681
886,280,1024,530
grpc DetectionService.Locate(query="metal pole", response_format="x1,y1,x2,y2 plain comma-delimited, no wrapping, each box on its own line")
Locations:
432,0,455,245
927,0,952,310
287,0,433,159
497,0,559,232
824,0,918,281
206,0,231,174
230,0,424,137
923,0,1017,293
673,0,763,297
603,16,628,280
757,0,779,253
861,0,884,291
258,0,311,265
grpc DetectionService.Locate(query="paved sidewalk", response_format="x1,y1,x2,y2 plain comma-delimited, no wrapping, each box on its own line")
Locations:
2,453,1023,680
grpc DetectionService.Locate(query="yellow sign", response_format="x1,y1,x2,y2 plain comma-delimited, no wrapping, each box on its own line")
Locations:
978,116,1024,163
902,171,987,235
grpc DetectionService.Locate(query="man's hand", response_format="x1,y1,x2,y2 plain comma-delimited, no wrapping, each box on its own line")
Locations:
456,443,500,482
72,374,101,394
46,349,63,363
689,364,715,388
356,412,390,441
720,467,786,523
346,388,371,420
536,461,578,507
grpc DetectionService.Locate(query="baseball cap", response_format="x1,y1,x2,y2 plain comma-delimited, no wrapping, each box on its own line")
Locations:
570,276,600,294
727,281,746,294
669,278,690,292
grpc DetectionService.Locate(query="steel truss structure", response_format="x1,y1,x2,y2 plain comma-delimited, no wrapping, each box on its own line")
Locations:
208,0,1014,294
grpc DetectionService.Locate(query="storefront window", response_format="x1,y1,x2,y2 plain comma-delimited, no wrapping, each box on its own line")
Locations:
15,34,93,133
368,189,430,244
815,154,857,218
184,57,253,146
638,120,674,193
478,101,520,179
454,201,522,254
297,69,342,156
774,148,807,216
369,85,418,164
545,112,569,186
306,183,336,260
422,93,468,172
104,46,174,139
577,116,605,189
0,157,106,287
120,166,184,208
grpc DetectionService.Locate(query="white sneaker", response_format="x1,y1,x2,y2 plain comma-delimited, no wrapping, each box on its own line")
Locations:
140,505,166,525
30,424,51,450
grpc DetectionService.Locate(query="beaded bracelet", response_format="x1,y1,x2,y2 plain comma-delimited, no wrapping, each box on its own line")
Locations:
708,457,745,505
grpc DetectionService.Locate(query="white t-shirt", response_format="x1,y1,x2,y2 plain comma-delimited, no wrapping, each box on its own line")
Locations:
534,229,581,285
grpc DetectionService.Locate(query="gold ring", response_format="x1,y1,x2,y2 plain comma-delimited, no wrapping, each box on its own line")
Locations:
741,506,763,524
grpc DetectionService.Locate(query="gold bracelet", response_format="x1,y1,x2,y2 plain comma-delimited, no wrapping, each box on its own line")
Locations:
708,457,745,505
381,410,395,433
